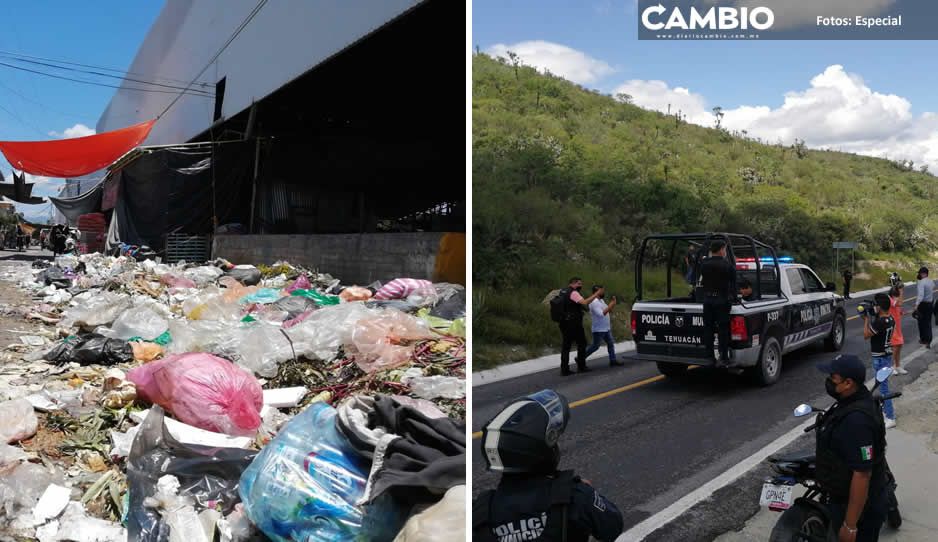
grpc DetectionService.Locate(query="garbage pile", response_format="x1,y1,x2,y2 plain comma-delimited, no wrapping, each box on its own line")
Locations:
0,254,466,541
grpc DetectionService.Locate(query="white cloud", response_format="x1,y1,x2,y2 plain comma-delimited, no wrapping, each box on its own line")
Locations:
48,123,96,139
616,64,938,171
714,0,896,30
486,41,615,85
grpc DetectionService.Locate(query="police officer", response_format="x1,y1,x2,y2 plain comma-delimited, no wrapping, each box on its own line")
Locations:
473,389,623,542
814,354,888,542
843,268,853,299
699,240,736,366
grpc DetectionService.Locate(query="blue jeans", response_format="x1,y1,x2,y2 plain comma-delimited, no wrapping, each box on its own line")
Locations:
872,355,895,420
585,330,616,362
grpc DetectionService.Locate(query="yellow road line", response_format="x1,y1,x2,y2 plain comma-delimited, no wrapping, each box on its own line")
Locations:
471,368,699,439
472,293,924,440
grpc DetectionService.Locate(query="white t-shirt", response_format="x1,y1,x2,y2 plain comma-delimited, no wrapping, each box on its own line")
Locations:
589,299,610,332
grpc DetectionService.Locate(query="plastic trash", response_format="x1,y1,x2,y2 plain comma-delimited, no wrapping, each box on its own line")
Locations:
101,368,137,408
43,334,134,366
109,306,169,341
33,483,71,523
0,461,54,518
429,288,466,320
282,309,314,329
350,310,434,373
183,289,242,321
109,425,140,459
35,502,127,542
284,274,311,293
183,266,224,287
404,375,466,400
127,353,263,436
239,288,282,305
339,286,374,302
263,387,308,408
0,442,29,469
224,265,262,286
127,407,257,542
54,254,79,269
131,341,164,362
417,308,466,338
239,401,402,542
235,324,296,377
0,398,39,443
61,291,132,329
290,288,340,305
160,273,198,289
129,409,253,449
393,485,465,542
271,295,318,318
217,504,257,542
389,395,448,419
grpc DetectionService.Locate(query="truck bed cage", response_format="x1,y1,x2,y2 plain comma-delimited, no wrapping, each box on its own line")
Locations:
635,232,781,302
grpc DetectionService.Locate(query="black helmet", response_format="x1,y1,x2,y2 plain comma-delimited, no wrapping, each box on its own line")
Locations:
481,389,570,474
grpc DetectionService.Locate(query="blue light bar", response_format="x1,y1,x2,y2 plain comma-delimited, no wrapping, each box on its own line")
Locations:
756,256,794,263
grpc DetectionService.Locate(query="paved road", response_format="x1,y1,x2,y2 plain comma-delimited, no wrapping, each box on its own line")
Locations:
472,292,927,540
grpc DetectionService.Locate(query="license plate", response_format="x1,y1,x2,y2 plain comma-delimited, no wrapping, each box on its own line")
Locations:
759,482,793,510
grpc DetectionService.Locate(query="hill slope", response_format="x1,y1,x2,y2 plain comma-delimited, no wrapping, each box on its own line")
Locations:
472,53,938,367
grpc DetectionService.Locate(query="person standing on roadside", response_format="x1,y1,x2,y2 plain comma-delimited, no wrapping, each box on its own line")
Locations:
888,285,908,375
584,285,623,367
863,293,897,429
699,241,736,366
843,268,854,299
914,267,934,348
553,278,604,376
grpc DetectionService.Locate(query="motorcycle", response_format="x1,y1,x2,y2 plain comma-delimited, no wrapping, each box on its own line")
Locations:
763,366,901,542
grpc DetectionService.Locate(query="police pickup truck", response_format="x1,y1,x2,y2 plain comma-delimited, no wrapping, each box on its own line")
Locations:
629,233,846,386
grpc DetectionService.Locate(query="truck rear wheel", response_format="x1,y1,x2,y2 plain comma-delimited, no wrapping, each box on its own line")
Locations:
657,362,689,378
751,336,782,386
824,313,845,351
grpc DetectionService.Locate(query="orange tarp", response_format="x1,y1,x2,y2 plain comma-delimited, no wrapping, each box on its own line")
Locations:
0,119,156,178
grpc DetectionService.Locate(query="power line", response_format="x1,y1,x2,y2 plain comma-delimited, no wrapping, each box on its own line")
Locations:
158,0,269,119
0,54,215,93
0,49,214,89
0,61,215,97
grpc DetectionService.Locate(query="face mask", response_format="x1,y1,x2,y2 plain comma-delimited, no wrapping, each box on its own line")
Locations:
824,377,840,399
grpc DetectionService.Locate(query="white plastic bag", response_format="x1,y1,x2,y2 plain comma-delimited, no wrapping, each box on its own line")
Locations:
61,291,132,329
109,306,169,340
393,485,465,542
0,398,39,443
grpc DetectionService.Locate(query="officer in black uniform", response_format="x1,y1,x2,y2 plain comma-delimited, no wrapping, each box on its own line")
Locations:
814,354,888,542
473,389,623,542
843,269,853,299
699,240,736,365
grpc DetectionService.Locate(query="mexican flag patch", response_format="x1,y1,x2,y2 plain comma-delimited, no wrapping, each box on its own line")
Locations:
860,445,874,461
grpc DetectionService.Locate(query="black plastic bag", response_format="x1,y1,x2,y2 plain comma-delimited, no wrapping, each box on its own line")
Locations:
224,266,262,286
44,334,133,366
127,407,259,542
39,266,72,289
430,290,466,320
271,295,318,318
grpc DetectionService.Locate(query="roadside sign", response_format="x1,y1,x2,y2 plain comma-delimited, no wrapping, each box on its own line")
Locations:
832,242,857,249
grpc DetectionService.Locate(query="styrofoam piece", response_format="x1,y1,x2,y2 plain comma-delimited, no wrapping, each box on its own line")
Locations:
130,410,253,449
262,387,308,408
33,484,71,523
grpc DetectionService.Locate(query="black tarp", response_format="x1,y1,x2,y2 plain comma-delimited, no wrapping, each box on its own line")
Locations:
49,179,105,223
105,144,252,252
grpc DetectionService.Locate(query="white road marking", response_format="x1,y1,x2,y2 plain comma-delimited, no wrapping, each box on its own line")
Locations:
617,346,929,541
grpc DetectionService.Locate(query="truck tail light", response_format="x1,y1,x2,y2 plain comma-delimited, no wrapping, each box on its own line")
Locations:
631,311,637,336
731,315,748,341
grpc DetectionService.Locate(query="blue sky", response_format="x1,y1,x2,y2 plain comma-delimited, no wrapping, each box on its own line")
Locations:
0,2,162,221
473,1,938,172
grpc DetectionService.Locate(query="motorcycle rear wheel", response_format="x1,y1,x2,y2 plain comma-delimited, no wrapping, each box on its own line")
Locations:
769,503,834,542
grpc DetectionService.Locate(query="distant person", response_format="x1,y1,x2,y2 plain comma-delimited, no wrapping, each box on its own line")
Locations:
888,285,907,375
888,272,902,289
738,277,754,301
474,389,624,542
914,267,934,348
551,277,604,376
684,245,697,286
584,285,622,367
699,241,736,365
842,268,853,299
863,293,897,429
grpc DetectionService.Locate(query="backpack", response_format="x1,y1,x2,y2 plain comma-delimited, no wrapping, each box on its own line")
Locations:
550,288,572,322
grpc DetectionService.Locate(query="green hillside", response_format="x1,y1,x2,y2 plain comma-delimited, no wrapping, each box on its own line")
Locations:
473,52,938,369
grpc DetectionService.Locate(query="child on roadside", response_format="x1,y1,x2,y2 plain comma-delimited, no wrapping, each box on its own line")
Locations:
888,284,908,375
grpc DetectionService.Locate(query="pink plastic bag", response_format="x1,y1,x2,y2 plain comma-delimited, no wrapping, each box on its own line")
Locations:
284,274,311,294
159,273,197,289
351,310,434,373
127,353,263,436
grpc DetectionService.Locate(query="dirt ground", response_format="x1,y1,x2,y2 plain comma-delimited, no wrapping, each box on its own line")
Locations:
895,361,938,453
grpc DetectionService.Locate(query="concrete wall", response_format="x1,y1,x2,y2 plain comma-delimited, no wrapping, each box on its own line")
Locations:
213,233,447,284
